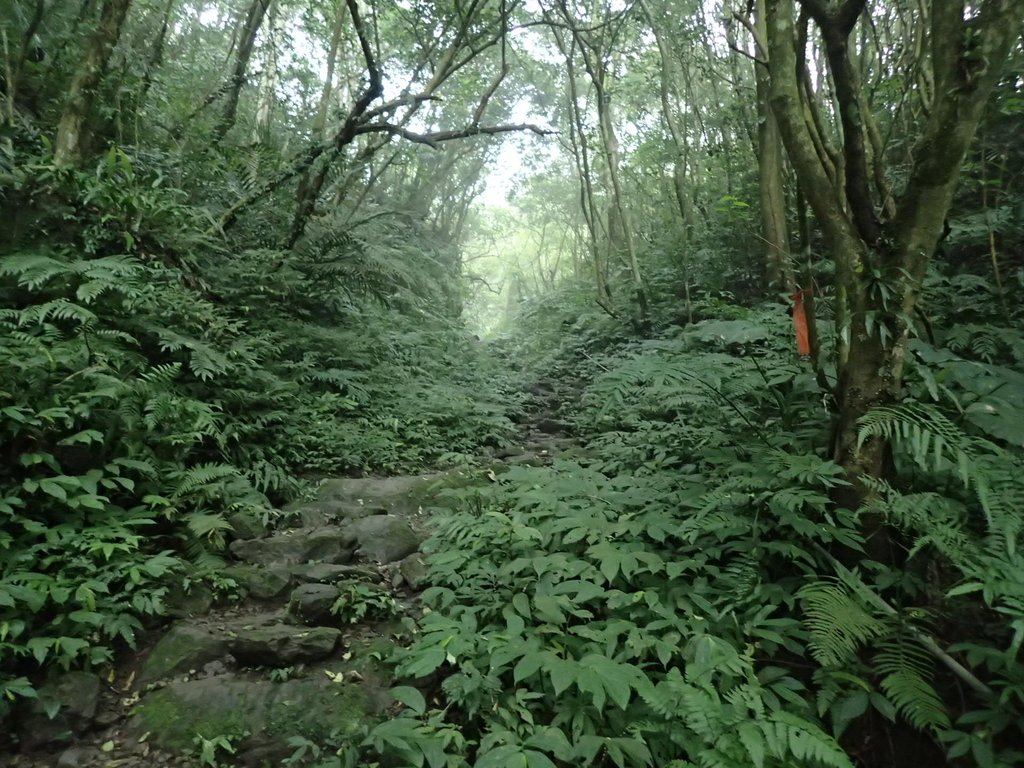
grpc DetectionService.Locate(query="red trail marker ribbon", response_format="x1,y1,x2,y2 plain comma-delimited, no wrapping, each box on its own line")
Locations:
791,288,811,357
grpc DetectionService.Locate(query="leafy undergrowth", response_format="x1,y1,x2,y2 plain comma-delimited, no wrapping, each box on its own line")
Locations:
358,299,1024,768
0,154,519,717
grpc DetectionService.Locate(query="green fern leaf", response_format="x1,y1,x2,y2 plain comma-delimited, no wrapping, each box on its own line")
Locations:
798,582,885,666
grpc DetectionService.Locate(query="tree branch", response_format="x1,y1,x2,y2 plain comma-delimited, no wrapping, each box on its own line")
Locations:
766,0,858,255
800,0,880,243
730,10,768,62
890,0,1024,280
355,122,556,148
213,0,380,236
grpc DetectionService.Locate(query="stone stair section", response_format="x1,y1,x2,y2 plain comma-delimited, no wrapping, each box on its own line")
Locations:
9,472,451,768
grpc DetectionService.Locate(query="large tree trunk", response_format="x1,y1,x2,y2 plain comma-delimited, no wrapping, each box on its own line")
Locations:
53,0,132,167
765,0,1023,511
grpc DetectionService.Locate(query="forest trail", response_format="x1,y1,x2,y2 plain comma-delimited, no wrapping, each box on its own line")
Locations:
8,387,576,768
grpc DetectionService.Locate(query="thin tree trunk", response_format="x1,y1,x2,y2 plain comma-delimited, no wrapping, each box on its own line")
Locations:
215,0,272,142
556,27,612,315
252,0,279,142
561,9,647,323
137,0,175,114
754,0,793,293
595,78,648,324
642,1,694,321
3,0,47,124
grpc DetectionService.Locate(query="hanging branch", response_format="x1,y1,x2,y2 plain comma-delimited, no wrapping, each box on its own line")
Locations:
471,0,510,126
212,0,553,239
355,122,555,148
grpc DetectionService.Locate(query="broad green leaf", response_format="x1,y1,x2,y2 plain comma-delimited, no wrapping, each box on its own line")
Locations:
513,653,543,683
390,685,426,715
403,646,446,678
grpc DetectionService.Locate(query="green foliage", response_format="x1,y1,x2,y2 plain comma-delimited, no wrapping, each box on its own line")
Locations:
373,321,870,767
192,732,244,768
371,289,1024,768
331,584,399,625
0,150,518,708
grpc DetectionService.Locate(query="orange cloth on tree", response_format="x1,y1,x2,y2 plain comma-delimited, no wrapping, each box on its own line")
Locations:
791,289,811,357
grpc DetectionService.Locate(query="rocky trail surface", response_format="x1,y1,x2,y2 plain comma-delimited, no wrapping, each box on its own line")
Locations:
7,384,575,768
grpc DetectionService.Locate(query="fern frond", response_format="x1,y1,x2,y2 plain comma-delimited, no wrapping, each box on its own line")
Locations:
185,512,232,549
875,635,950,731
17,299,97,328
0,252,67,289
171,463,239,497
858,402,976,484
798,581,885,666
762,711,854,768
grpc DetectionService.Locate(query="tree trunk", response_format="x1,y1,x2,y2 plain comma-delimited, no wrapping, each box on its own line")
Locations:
53,0,132,167
136,0,175,116
754,0,793,293
765,0,1022,512
641,1,694,321
251,0,279,142
215,0,272,142
595,78,649,325
554,25,613,314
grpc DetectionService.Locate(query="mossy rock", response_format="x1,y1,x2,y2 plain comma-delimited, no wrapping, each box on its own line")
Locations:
17,672,100,750
128,676,369,759
138,624,228,686
222,565,293,600
164,579,215,618
227,509,270,540
229,624,340,666
346,515,421,563
314,473,453,515
229,526,355,567
287,583,340,625
289,562,379,584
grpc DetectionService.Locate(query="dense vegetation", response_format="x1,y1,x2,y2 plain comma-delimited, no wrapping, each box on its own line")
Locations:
2,0,1024,766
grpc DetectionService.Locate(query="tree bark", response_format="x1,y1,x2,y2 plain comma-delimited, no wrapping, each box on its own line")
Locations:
214,0,272,142
53,0,132,167
753,0,793,293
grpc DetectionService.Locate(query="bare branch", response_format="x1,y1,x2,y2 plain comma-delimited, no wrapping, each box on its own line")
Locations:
728,40,765,65
730,11,768,62
355,122,556,148
363,92,439,122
